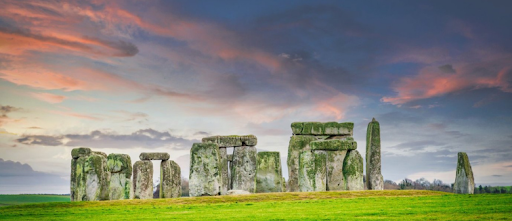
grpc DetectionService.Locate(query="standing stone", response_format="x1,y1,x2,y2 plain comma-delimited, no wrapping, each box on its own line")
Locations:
453,152,475,194
366,118,384,190
189,143,223,197
231,146,257,193
219,147,229,195
298,150,327,192
160,160,182,198
70,149,111,201
107,153,132,200
256,152,283,193
287,135,319,192
343,150,364,190
133,160,153,199
326,150,348,191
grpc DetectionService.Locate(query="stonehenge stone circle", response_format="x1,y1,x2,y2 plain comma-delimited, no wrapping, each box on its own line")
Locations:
299,150,327,192
107,153,132,200
189,143,223,197
139,152,170,160
133,160,153,199
160,160,182,198
71,147,110,201
453,152,475,194
343,150,364,190
256,152,283,193
366,118,384,190
231,146,258,193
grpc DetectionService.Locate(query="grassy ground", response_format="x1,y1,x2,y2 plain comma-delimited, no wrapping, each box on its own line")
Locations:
0,195,69,207
0,190,511,220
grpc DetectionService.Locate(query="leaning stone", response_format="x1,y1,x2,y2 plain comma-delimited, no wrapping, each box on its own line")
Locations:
107,154,132,200
219,147,229,195
133,160,153,199
84,151,110,201
71,147,91,159
226,190,251,195
291,122,354,136
366,118,384,190
189,143,223,197
310,139,357,151
453,152,475,194
160,160,181,198
298,150,327,192
343,150,364,190
139,152,170,160
326,150,348,191
256,152,282,193
231,146,257,193
287,135,321,192
202,135,257,147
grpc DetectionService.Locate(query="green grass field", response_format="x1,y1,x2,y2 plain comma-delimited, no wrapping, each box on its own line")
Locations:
0,195,69,207
0,190,511,220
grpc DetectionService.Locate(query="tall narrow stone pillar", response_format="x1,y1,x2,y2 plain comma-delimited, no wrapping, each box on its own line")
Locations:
107,153,132,200
160,160,181,198
133,160,153,199
453,152,475,194
219,147,229,195
366,118,383,190
189,143,223,197
256,151,283,193
231,146,257,192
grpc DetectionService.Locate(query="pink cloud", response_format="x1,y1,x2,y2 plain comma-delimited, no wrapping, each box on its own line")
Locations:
31,92,66,103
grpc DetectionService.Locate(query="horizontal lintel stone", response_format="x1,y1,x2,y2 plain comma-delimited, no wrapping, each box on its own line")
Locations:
202,135,257,147
139,152,170,160
310,139,357,151
291,122,354,136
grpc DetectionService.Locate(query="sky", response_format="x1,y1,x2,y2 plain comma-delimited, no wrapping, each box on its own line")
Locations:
0,0,511,194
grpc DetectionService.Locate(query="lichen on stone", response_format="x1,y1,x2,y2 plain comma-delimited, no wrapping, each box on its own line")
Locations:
256,151,282,193
310,139,357,151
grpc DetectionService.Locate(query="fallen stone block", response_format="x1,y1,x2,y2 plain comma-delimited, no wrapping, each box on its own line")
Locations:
133,160,153,199
160,160,181,198
189,143,223,197
256,152,282,193
139,152,170,161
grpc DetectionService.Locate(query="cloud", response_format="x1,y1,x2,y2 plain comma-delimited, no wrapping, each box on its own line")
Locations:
438,64,456,74
0,158,68,194
0,105,21,126
16,128,198,150
31,92,66,103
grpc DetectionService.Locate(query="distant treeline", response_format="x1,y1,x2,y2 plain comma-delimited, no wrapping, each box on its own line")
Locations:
382,177,512,194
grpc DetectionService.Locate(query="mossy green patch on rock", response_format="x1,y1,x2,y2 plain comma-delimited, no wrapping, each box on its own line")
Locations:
83,152,110,201
202,135,257,147
287,135,319,192
343,150,364,191
160,160,182,198
71,147,91,159
231,146,258,193
107,153,132,200
292,122,354,135
298,150,327,192
107,153,132,175
310,139,357,151
256,152,282,193
139,152,170,160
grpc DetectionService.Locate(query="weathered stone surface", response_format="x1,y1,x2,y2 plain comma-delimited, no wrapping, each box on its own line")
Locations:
139,152,170,161
291,122,354,136
84,151,110,201
287,135,321,192
256,152,282,193
133,160,153,199
326,150,348,191
298,150,327,192
227,154,233,161
160,160,181,198
107,154,132,175
231,146,257,193
282,177,286,192
310,139,357,151
107,154,132,200
189,143,223,197
226,190,251,195
70,157,87,201
202,135,257,147
343,150,364,190
71,147,91,159
366,118,383,190
454,152,475,194
219,147,229,195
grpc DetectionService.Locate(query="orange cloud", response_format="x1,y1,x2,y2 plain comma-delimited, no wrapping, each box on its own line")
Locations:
31,92,66,103
0,70,88,91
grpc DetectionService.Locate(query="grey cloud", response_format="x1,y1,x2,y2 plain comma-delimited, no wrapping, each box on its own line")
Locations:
387,140,446,151
492,175,502,177
438,64,456,73
193,131,210,136
0,105,21,126
16,128,199,150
